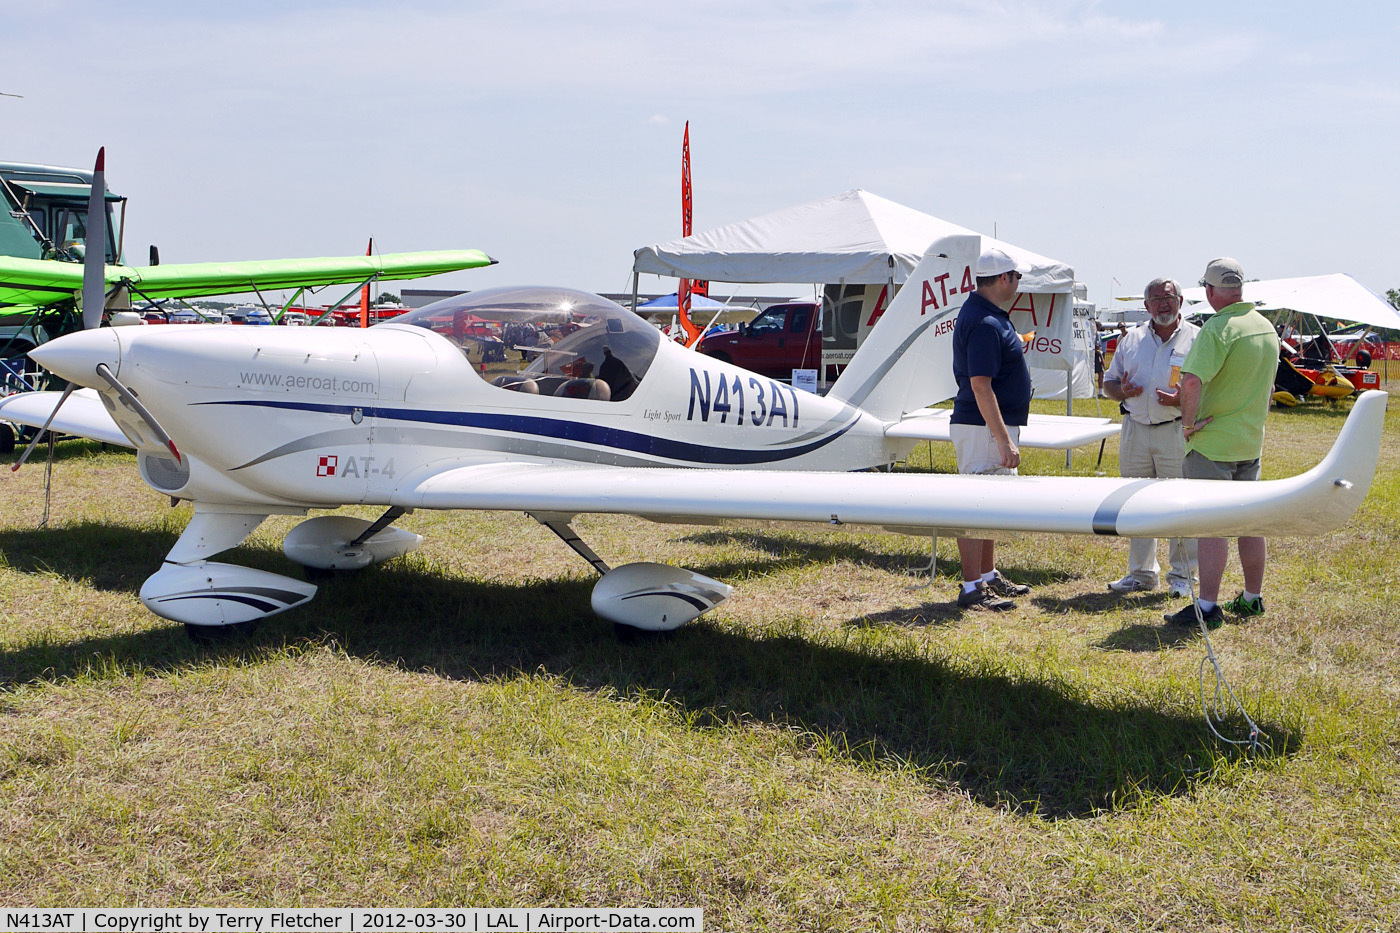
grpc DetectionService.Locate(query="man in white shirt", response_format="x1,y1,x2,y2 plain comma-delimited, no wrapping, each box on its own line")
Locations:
1101,277,1200,596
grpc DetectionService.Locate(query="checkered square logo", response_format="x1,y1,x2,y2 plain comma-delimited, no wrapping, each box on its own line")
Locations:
317,455,337,477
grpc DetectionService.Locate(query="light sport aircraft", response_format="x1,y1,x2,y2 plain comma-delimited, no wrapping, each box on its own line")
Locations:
1,232,1387,641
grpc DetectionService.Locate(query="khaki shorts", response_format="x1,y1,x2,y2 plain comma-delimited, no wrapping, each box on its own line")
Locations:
950,424,1020,475
1183,449,1261,481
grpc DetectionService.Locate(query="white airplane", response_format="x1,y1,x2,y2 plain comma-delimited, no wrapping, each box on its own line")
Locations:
0,232,1387,641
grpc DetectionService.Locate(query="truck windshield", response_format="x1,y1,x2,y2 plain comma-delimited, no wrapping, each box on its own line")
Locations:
748,307,787,335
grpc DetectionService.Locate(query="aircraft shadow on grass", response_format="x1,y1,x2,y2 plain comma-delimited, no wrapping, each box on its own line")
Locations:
0,523,1299,820
680,529,1075,591
680,529,935,574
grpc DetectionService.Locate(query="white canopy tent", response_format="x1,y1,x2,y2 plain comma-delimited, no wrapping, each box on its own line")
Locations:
633,188,1074,292
632,189,1085,397
1181,273,1400,330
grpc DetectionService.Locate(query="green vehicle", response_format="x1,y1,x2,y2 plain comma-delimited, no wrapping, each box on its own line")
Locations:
0,159,125,359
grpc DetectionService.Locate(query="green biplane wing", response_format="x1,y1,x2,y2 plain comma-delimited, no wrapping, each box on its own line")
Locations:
0,256,87,305
0,249,495,307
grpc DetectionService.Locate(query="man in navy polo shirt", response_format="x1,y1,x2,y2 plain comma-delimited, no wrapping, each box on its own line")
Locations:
950,246,1034,611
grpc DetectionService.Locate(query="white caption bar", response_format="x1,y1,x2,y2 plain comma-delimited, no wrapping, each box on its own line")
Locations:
0,910,702,933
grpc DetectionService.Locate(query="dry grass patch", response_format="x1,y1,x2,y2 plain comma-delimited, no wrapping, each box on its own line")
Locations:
0,394,1398,928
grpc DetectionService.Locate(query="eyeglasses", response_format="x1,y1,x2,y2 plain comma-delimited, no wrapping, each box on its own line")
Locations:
1005,271,1022,281
1144,295,1181,306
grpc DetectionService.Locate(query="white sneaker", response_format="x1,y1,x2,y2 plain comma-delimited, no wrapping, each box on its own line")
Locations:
1107,575,1154,593
1168,581,1193,599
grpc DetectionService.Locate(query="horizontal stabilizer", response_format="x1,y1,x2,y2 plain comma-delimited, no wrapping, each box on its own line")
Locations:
885,410,1120,450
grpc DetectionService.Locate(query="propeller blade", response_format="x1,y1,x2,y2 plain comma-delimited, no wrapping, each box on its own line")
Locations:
11,383,77,472
81,147,107,330
94,363,180,462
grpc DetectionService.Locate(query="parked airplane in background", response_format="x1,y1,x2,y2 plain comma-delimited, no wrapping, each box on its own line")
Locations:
2,224,1386,641
0,149,493,452
0,150,493,336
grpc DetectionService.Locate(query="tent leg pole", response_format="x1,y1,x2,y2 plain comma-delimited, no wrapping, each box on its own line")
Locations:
630,270,639,313
1065,370,1073,469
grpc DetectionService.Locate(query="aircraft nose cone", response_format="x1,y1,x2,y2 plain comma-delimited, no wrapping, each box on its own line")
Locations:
28,327,122,386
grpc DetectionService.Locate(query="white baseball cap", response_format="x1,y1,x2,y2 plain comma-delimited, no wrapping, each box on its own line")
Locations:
976,247,1027,277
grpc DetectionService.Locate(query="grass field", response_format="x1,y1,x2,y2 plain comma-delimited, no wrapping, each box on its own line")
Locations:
1,391,1397,930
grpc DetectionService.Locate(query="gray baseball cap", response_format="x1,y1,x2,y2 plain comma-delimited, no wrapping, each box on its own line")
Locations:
1201,257,1244,288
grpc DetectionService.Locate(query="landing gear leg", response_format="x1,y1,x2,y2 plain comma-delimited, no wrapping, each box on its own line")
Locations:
528,512,663,641
527,511,611,575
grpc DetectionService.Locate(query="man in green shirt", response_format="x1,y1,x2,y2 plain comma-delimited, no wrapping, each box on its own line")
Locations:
1165,258,1279,629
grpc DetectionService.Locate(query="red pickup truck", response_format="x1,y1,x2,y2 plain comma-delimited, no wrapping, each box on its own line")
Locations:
696,302,822,380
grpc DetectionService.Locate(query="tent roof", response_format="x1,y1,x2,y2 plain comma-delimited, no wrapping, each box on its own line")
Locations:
632,188,1074,292
1182,273,1400,330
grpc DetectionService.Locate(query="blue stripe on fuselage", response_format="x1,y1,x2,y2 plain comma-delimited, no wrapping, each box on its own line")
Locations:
195,399,857,465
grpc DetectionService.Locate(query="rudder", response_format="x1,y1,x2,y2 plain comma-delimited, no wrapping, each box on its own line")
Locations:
828,234,982,421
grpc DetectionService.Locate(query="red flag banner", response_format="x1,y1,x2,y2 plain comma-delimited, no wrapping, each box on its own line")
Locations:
678,122,703,346
681,122,693,238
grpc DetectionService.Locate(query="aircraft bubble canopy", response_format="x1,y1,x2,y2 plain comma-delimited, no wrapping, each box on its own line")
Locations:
394,286,660,402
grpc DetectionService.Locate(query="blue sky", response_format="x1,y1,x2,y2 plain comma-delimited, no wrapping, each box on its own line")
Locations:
4,1,1396,306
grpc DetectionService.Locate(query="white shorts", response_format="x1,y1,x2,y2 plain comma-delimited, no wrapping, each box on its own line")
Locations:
950,424,1020,475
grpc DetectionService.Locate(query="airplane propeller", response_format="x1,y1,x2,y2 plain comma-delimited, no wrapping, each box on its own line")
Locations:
95,362,180,462
13,147,181,471
81,147,107,330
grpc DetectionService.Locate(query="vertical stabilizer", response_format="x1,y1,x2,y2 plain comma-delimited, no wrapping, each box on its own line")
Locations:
828,234,981,420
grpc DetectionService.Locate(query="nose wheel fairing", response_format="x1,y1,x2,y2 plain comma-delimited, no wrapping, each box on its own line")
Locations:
140,560,317,627
141,508,316,629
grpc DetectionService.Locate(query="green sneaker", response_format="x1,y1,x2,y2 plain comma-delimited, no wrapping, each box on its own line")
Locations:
1222,592,1265,618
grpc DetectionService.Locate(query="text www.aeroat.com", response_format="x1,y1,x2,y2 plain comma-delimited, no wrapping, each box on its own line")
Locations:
240,372,376,394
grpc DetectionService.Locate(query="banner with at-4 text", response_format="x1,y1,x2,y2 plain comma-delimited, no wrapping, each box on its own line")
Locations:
1008,288,1076,372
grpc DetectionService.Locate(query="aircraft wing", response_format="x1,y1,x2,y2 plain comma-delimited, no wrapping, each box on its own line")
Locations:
0,388,133,447
0,257,86,306
885,409,1120,450
394,392,1383,540
0,250,494,306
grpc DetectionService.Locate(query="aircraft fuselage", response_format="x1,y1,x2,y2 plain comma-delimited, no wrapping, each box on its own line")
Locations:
42,323,898,511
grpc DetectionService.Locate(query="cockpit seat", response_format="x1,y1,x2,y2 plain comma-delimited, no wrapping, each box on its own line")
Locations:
491,375,540,394
555,378,611,401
